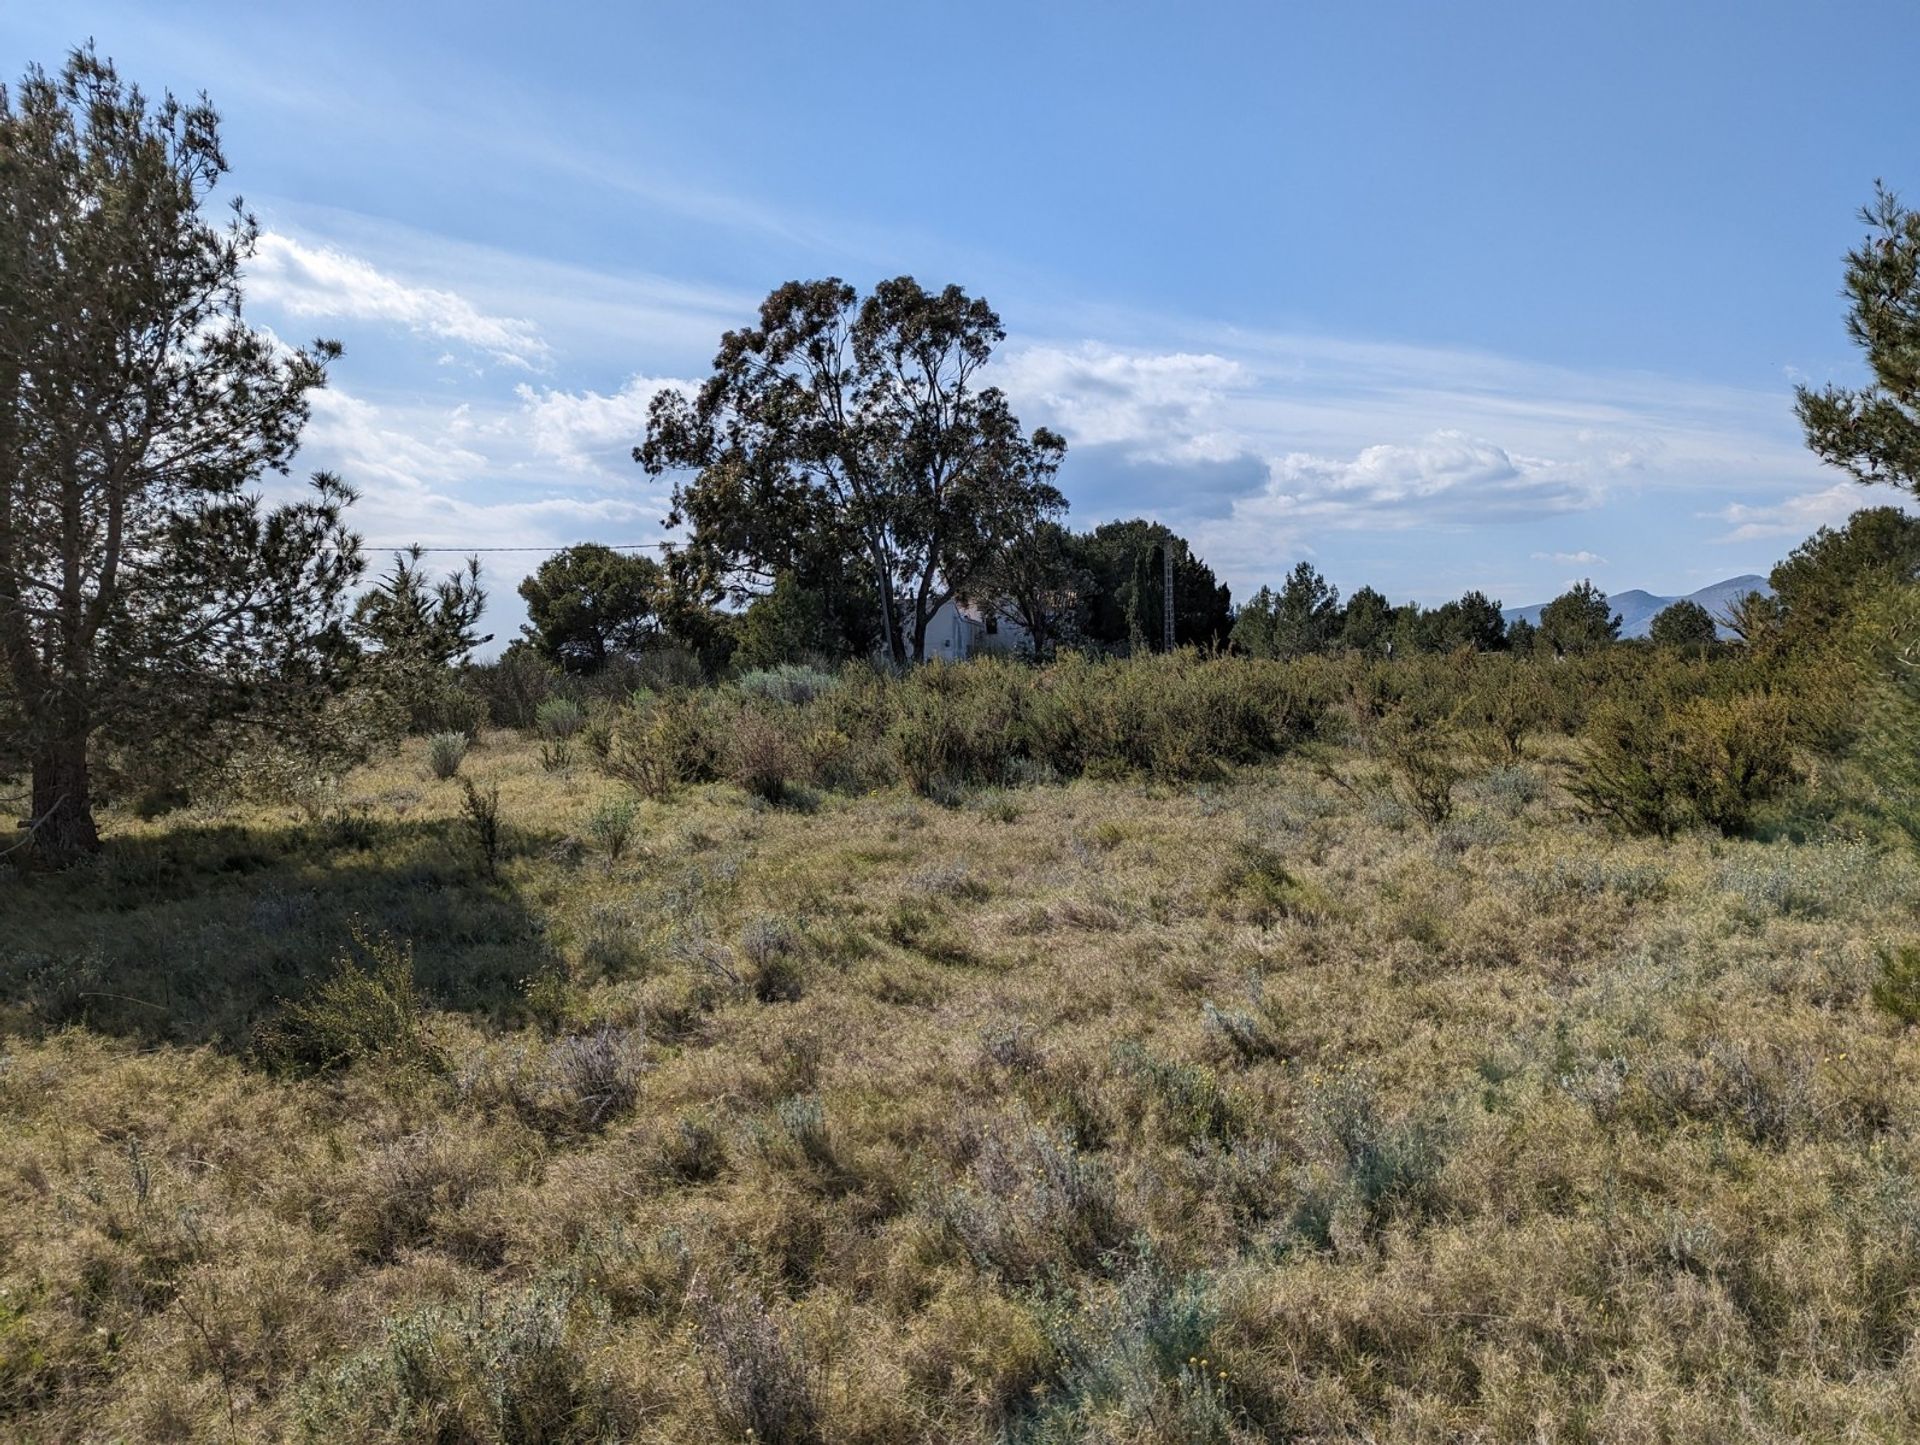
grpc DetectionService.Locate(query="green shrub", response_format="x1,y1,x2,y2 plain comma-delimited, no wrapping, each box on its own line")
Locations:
297,1278,611,1442
585,796,637,863
411,680,488,741
535,697,586,740
596,713,676,799
424,730,469,780
258,933,442,1075
1573,690,1796,838
1375,716,1460,828
1460,659,1551,763
465,648,560,730
735,664,840,706
1213,840,1335,923
1871,944,1920,1025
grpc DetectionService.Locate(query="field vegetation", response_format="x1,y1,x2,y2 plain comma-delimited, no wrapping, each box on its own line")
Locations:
5,635,1920,1441
6,40,1920,1443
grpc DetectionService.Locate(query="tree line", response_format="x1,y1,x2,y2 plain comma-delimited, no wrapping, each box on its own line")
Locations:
504,535,1721,676
4,44,1919,860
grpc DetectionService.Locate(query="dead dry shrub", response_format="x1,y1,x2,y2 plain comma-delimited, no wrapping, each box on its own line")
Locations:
690,1278,823,1444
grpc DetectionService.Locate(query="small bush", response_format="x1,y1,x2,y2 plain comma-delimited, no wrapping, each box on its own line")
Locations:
1213,841,1334,924
1376,716,1459,828
598,716,677,799
1871,944,1920,1025
425,730,469,780
464,648,559,730
1201,998,1282,1064
538,1024,649,1131
692,1280,822,1445
1115,1042,1238,1144
258,933,441,1075
736,664,840,706
585,797,637,864
1461,661,1551,763
1471,763,1544,817
297,1278,610,1442
535,697,586,740
939,1122,1121,1283
460,777,504,879
742,915,806,1002
729,709,806,804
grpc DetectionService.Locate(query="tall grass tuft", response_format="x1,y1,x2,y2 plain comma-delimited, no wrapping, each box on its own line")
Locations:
425,730,469,780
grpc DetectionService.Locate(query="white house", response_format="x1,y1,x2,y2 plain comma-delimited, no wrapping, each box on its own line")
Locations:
916,599,1034,659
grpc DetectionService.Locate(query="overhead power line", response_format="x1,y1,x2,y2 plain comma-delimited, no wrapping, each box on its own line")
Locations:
362,542,672,553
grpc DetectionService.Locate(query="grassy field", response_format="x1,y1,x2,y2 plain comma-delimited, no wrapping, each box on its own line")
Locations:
3,725,1918,1441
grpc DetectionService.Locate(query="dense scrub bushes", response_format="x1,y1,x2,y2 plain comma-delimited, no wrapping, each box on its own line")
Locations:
534,645,1840,845
1573,690,1798,838
577,651,1332,801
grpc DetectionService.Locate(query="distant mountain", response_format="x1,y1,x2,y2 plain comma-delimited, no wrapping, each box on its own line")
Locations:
1502,574,1771,640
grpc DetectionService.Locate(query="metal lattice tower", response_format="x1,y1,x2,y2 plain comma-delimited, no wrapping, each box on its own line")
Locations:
1162,536,1176,652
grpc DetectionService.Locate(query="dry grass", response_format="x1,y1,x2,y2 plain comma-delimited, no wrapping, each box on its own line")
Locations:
3,728,1919,1440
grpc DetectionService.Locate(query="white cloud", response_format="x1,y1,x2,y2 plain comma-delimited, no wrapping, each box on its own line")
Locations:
511,375,697,472
1236,430,1605,529
1532,549,1608,565
250,232,552,370
305,389,487,496
1710,482,1891,542
998,344,1247,463
293,386,676,548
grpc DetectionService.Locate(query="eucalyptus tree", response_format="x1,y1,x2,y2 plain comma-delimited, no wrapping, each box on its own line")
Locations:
0,47,361,858
639,277,1066,664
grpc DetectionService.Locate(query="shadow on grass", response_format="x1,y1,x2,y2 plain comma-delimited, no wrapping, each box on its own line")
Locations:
0,811,567,1052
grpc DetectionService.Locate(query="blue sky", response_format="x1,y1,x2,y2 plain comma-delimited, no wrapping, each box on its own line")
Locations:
7,1,1918,647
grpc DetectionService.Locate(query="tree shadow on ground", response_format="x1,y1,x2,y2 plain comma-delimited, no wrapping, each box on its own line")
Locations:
0,810,567,1052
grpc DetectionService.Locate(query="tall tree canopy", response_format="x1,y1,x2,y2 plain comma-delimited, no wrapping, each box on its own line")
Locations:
1648,598,1719,651
968,518,1088,656
0,47,361,858
1232,562,1340,659
639,277,1066,664
350,547,488,732
1538,580,1622,656
351,547,488,671
1340,585,1395,655
518,543,665,672
1408,590,1508,653
1069,519,1233,652
1797,184,1920,497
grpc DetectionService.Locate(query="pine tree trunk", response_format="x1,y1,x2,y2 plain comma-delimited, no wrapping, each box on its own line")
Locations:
29,737,99,860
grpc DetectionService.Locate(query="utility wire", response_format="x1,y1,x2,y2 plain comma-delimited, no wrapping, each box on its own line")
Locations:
363,542,672,553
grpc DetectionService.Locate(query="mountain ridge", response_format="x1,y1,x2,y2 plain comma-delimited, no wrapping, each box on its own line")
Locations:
1501,574,1771,639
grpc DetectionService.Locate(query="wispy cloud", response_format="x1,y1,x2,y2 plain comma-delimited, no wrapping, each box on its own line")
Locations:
1533,549,1608,565
1238,431,1603,528
1709,482,1896,542
511,375,697,473
294,386,672,553
996,344,1247,463
250,232,553,370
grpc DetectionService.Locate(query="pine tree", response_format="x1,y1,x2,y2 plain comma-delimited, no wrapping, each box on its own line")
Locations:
0,48,361,859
